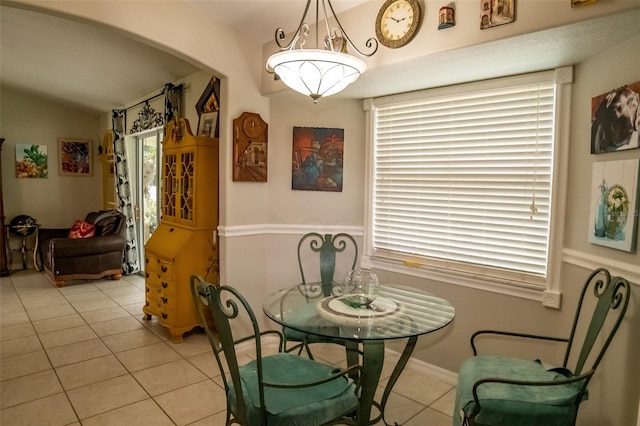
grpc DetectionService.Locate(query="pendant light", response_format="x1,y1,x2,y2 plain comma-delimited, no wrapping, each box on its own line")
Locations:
266,0,378,103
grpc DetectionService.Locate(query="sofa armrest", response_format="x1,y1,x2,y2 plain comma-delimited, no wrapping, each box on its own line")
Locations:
47,234,126,258
39,228,71,242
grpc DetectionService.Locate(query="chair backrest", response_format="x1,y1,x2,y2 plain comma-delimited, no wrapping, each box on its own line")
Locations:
297,233,358,292
563,268,630,381
191,275,270,425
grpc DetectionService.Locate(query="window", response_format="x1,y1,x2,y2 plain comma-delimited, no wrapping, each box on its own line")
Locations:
364,68,573,305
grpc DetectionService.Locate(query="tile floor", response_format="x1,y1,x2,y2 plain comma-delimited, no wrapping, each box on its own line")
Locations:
1,269,456,425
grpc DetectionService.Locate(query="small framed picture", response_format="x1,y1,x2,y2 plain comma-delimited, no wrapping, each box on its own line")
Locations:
58,138,92,176
198,111,218,138
480,0,516,29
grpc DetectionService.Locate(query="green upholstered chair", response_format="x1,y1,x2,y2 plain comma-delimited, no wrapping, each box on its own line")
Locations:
283,232,358,358
191,275,361,426
454,268,630,426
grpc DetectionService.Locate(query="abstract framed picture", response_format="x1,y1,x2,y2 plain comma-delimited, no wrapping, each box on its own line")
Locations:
59,138,93,176
590,80,640,154
292,127,344,192
15,144,48,178
588,159,639,252
480,0,516,29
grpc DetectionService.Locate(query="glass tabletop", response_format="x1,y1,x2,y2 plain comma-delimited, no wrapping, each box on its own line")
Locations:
263,281,455,340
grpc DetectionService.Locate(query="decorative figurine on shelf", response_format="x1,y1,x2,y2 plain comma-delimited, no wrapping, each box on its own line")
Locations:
438,5,455,30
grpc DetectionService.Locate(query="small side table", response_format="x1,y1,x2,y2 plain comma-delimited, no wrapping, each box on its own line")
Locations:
7,215,40,271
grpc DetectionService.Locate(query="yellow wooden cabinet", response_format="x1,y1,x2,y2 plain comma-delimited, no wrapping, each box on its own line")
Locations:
143,118,218,342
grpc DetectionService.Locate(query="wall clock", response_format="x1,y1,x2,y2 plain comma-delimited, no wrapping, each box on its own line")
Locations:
233,112,268,182
375,0,422,49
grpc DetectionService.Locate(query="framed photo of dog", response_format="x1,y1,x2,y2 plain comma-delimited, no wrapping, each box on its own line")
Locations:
591,80,640,154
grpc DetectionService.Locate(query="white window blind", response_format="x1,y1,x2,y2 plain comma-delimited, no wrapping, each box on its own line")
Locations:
371,79,556,283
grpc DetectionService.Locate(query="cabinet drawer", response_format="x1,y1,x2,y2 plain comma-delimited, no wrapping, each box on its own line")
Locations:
146,256,175,276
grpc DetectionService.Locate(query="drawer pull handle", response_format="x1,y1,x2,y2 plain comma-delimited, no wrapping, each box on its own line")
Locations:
161,297,168,304
145,301,150,306
145,273,149,278
145,287,150,293
162,313,168,319
145,258,149,264
161,266,168,272
162,282,168,289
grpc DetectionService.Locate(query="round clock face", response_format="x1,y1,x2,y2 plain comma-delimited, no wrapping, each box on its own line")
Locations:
375,0,421,49
242,115,265,139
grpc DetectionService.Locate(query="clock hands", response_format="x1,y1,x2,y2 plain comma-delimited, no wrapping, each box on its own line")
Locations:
389,15,408,23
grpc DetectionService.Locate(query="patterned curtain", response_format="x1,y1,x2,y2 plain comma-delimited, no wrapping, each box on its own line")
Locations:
110,84,184,275
112,109,139,275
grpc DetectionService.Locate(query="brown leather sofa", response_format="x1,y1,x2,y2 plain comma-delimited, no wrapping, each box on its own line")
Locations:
38,210,126,287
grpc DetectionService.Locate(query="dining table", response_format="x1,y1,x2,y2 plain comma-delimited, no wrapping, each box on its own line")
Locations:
262,281,456,425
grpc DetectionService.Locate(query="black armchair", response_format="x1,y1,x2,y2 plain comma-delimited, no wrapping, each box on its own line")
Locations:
38,210,126,287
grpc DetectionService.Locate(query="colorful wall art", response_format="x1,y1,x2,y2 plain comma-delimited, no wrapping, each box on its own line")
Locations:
15,144,48,178
292,127,344,192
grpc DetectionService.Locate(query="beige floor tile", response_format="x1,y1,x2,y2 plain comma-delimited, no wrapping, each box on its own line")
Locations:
80,306,132,324
57,283,99,296
102,328,161,353
46,338,111,367
404,407,453,426
31,313,86,334
38,324,98,349
56,354,128,390
25,303,77,321
90,315,145,337
0,335,42,359
0,392,78,426
115,341,182,372
374,384,426,425
143,322,173,341
0,321,36,341
186,351,220,378
66,375,149,419
430,387,456,417
71,298,119,312
1,369,63,408
134,359,208,396
121,302,147,318
110,293,146,306
186,410,228,425
0,310,30,326
20,294,69,310
169,332,214,357
64,291,112,304
1,350,51,380
81,398,174,426
101,285,143,299
0,299,26,314
383,366,454,407
154,380,227,426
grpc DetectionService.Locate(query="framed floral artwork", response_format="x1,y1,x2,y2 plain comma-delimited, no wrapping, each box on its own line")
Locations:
588,159,639,252
59,138,92,176
15,144,48,178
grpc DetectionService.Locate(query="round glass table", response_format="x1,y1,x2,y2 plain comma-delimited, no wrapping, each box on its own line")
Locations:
263,281,455,425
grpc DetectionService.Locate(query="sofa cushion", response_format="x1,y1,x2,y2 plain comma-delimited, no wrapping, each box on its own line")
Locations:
68,220,96,239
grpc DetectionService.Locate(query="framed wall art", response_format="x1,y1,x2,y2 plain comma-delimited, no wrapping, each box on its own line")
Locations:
15,144,48,178
292,127,344,192
59,138,93,176
588,159,639,252
480,0,516,29
198,111,218,138
590,80,640,154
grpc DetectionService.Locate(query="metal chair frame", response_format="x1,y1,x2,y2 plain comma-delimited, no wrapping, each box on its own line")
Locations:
461,267,630,426
191,275,362,426
284,232,358,358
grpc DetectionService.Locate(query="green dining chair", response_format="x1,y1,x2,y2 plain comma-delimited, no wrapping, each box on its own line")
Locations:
453,268,630,426
283,232,358,358
190,275,362,426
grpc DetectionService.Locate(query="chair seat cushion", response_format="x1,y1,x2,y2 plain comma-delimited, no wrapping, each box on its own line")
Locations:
229,353,357,426
454,355,585,426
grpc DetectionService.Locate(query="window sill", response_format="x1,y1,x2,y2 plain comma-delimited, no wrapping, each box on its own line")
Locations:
364,256,561,308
